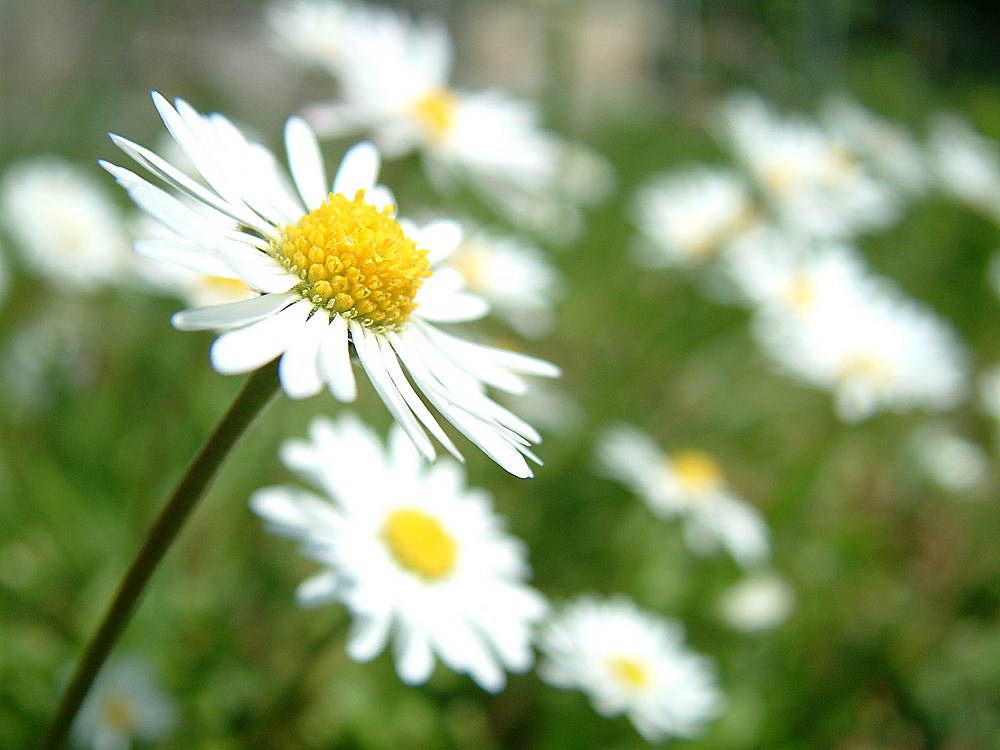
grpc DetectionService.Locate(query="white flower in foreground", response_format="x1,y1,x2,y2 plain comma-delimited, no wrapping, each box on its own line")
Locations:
446,225,561,337
717,573,795,633
928,113,1000,224
754,275,968,423
251,414,548,692
716,91,898,239
71,657,177,750
103,93,558,477
0,157,132,289
538,596,721,743
595,425,770,568
631,167,754,267
910,423,990,494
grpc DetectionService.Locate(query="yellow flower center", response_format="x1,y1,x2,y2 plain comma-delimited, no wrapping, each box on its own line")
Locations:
411,89,458,143
608,656,651,690
786,274,817,313
669,450,723,494
276,191,430,328
838,351,893,389
100,693,137,732
382,507,457,581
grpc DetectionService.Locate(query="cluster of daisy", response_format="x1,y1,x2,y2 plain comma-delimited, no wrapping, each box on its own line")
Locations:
630,91,1000,495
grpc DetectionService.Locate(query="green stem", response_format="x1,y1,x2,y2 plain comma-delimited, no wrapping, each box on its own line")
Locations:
41,360,282,749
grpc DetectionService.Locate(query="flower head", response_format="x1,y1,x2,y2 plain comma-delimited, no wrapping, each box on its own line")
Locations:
70,657,176,750
595,425,770,568
251,413,548,691
538,596,721,743
103,93,558,477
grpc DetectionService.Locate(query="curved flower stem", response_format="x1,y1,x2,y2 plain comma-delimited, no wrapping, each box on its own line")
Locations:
41,360,282,750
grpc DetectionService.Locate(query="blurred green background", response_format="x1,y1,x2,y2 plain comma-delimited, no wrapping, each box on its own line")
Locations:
3,1,1000,748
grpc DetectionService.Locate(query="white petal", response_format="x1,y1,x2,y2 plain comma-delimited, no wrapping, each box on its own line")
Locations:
295,571,341,608
279,309,330,399
346,615,392,663
171,291,298,331
317,314,357,402
285,116,328,210
209,299,312,374
134,238,234,277
415,219,463,264
416,290,489,322
394,626,435,685
333,141,380,196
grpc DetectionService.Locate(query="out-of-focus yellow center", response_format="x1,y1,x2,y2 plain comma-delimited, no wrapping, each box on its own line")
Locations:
100,693,137,732
451,243,492,290
411,89,458,143
383,508,457,581
786,274,817,313
669,450,723,493
838,351,893,388
277,191,430,328
608,656,651,690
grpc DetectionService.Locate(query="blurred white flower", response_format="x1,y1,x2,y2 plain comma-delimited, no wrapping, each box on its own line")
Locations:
716,91,899,239
754,273,968,423
445,225,561,337
251,414,548,692
71,657,177,750
0,157,132,290
928,113,1000,223
282,1,609,240
595,425,770,568
538,595,721,743
631,167,755,267
268,0,359,74
717,573,795,633
910,423,990,494
821,95,930,197
105,93,559,477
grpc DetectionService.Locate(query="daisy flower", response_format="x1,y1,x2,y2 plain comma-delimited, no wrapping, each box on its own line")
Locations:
754,274,968,423
716,573,795,633
716,91,898,239
595,425,770,568
445,224,562,338
280,2,607,239
631,167,755,267
0,156,132,290
103,93,559,477
538,595,721,743
70,657,177,750
250,413,548,692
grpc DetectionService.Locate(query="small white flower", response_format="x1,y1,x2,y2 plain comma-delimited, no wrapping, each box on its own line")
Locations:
71,657,177,750
446,224,561,338
595,425,770,568
910,423,990,494
716,91,899,239
0,157,132,290
631,167,754,267
717,573,795,633
821,95,930,197
754,273,968,422
104,93,559,477
251,413,548,692
538,596,721,743
928,113,1000,224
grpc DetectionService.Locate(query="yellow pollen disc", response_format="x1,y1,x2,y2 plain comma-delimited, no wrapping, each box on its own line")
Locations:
786,275,817,313
276,191,430,328
411,88,458,143
608,656,651,690
839,351,893,388
383,508,457,581
669,450,723,493
100,693,138,732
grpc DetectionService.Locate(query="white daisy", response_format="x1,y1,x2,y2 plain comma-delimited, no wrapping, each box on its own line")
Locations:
446,224,562,338
716,573,795,633
595,425,770,568
754,274,968,423
103,93,559,477
716,91,899,239
70,657,177,750
538,595,721,743
631,167,755,267
0,156,132,290
250,413,548,692
285,2,604,239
